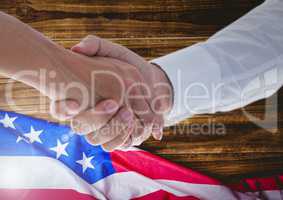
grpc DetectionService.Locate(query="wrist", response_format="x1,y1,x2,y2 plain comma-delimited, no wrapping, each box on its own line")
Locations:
43,46,84,100
21,43,80,100
150,63,173,115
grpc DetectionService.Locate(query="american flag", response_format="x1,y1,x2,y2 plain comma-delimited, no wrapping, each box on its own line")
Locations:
0,110,282,200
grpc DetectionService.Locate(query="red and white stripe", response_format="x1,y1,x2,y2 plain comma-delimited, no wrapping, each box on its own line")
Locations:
0,148,282,200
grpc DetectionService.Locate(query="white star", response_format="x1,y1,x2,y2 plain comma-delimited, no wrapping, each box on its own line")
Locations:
24,126,43,144
76,153,95,173
16,136,29,143
0,113,17,129
50,140,69,159
16,136,24,143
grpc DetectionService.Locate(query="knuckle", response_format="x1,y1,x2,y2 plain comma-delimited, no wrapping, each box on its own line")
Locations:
85,133,96,145
85,34,99,42
71,118,94,134
85,34,94,40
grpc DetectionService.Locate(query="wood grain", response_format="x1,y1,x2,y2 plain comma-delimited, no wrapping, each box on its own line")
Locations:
1,0,282,184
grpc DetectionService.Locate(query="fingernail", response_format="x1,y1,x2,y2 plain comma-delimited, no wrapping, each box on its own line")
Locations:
157,133,163,140
76,42,86,48
71,119,91,135
158,128,163,140
154,128,163,140
66,101,80,115
120,110,133,122
72,42,85,51
103,100,118,114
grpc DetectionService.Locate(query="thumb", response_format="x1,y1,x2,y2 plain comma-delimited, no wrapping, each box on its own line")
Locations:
71,35,123,57
71,99,119,135
50,99,81,121
71,35,101,56
71,35,146,68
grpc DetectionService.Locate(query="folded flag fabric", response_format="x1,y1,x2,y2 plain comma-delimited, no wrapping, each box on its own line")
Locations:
0,110,282,200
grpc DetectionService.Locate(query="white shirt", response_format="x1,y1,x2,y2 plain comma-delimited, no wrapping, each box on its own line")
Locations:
152,0,283,126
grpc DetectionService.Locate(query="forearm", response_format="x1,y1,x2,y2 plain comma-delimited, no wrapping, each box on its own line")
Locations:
153,0,283,126
0,12,69,98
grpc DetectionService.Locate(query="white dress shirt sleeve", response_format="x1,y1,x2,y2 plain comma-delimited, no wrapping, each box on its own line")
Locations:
152,0,283,126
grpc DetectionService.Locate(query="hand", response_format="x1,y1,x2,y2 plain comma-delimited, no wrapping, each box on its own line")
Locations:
46,42,170,151
71,35,173,148
0,11,168,151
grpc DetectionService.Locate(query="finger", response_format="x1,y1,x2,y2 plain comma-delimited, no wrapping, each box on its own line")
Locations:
152,116,164,140
71,99,119,135
135,113,163,142
119,135,133,149
119,121,138,149
132,119,152,146
149,92,168,140
101,121,134,152
120,118,149,148
85,107,133,146
125,79,156,138
50,99,80,121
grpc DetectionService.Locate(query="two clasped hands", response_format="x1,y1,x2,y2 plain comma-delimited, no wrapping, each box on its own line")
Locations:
52,36,173,151
2,0,282,152
0,12,173,151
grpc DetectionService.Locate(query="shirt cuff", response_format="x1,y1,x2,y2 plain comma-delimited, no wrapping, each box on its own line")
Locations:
151,43,221,126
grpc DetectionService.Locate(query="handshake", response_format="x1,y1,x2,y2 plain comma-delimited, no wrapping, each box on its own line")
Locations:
46,35,173,151
0,12,173,152
2,4,281,152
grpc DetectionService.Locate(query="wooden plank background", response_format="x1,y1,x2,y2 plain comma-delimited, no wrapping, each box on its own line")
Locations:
1,0,283,184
